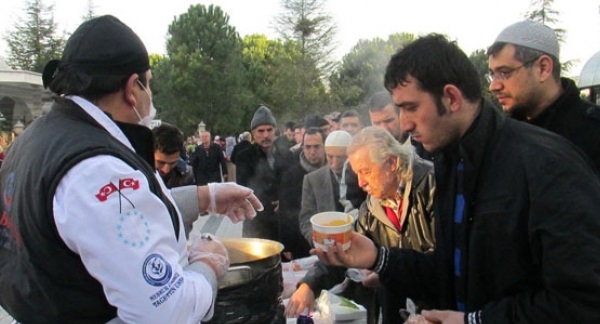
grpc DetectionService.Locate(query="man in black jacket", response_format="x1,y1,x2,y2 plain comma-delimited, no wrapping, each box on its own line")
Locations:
190,131,228,185
236,105,292,241
488,19,600,174
230,131,251,165
278,127,326,260
313,34,600,323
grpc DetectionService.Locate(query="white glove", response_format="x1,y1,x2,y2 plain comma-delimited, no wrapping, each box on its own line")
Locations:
188,232,229,279
207,182,264,223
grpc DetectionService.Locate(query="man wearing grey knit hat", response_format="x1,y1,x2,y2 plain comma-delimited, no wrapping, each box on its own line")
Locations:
236,105,293,242
488,19,600,174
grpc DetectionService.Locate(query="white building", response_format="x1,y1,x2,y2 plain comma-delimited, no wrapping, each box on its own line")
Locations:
0,56,51,132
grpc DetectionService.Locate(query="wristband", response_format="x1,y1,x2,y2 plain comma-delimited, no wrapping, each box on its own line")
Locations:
369,246,388,274
207,183,217,213
465,310,482,324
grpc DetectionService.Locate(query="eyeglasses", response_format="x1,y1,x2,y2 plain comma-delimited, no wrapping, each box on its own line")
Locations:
486,57,539,83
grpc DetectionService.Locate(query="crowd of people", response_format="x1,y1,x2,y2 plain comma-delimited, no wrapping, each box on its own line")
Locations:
1,14,600,324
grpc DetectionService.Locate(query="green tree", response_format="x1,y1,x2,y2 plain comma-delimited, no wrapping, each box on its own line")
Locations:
468,48,498,104
148,54,186,132
273,0,336,110
242,35,284,108
269,40,329,120
525,0,573,73
163,4,249,136
274,0,337,77
4,0,65,72
242,34,328,122
329,33,415,108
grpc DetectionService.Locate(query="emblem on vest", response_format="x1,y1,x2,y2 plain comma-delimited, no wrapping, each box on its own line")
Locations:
117,210,151,248
143,253,173,287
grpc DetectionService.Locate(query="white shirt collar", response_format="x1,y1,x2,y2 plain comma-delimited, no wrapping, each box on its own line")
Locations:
66,95,134,151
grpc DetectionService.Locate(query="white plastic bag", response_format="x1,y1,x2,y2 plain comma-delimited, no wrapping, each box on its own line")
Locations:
315,290,366,324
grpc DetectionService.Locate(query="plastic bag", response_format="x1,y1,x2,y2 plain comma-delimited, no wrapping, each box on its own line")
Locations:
315,290,366,324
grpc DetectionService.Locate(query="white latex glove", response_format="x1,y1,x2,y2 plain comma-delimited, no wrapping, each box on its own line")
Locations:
188,232,230,279
207,182,264,223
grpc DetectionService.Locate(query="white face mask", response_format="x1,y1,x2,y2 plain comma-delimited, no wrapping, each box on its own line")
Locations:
134,80,157,128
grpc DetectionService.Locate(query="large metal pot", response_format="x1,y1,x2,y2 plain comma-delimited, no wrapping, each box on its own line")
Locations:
219,237,284,289
207,238,285,324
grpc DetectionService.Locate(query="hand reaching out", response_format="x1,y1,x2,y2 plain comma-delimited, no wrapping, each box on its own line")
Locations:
310,232,378,269
205,182,264,223
285,283,315,318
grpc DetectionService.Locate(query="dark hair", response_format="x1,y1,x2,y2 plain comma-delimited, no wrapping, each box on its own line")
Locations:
367,91,397,114
285,121,296,130
153,123,184,155
487,42,561,80
340,109,360,119
49,71,147,102
384,34,482,108
303,126,324,143
304,114,329,128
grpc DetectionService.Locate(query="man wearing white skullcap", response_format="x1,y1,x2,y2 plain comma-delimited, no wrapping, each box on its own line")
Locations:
488,19,600,174
297,130,363,246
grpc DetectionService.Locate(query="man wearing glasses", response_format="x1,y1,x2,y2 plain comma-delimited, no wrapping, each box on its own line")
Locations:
487,19,600,174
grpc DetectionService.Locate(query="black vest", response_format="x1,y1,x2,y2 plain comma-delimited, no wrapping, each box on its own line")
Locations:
0,98,179,323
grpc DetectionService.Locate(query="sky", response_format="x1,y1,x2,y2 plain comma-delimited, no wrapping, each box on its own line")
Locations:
1,0,599,77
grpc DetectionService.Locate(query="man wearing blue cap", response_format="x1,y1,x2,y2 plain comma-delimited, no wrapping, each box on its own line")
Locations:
488,19,600,174
0,15,263,323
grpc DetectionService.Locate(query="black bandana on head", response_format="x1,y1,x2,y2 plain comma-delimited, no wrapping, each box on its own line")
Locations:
42,15,149,89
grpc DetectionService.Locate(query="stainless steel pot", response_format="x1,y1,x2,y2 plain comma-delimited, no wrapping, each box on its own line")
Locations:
219,237,284,289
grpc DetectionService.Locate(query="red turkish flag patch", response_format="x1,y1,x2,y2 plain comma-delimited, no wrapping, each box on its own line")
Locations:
119,178,140,190
95,182,119,202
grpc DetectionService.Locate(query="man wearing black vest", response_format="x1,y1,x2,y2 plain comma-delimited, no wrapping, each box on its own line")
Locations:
0,15,262,323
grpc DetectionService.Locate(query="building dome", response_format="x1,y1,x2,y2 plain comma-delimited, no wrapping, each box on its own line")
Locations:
579,50,600,88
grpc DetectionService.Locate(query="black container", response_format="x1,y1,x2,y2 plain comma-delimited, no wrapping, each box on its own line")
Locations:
297,314,315,324
204,238,285,324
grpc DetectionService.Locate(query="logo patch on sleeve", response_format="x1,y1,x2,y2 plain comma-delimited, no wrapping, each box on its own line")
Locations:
95,178,140,202
142,253,173,287
95,182,118,202
117,210,150,248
